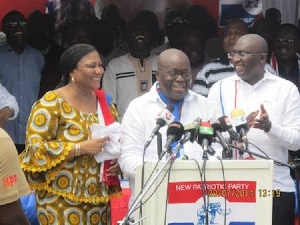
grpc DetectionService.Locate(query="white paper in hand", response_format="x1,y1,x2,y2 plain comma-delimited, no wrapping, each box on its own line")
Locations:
91,122,121,162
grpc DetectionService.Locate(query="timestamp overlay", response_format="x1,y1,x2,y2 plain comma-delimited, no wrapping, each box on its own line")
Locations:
167,181,267,224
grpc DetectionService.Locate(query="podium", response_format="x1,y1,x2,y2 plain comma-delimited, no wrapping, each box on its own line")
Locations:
134,160,274,225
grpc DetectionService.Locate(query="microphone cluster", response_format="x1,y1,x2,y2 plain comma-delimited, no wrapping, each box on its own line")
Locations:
146,106,250,160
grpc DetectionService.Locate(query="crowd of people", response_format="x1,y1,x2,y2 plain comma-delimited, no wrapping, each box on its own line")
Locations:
0,1,300,225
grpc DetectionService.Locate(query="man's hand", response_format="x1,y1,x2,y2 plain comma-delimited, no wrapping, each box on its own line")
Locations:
0,107,13,127
246,110,259,128
253,104,272,132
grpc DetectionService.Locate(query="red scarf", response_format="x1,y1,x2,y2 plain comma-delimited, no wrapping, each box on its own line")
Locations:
95,90,120,186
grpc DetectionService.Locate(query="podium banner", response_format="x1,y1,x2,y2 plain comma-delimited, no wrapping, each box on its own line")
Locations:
135,160,274,225
168,181,257,224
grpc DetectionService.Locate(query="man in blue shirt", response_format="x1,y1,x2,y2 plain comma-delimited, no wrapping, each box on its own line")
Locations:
0,10,45,154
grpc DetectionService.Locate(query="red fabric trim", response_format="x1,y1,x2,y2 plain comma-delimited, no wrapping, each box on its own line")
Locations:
94,90,120,187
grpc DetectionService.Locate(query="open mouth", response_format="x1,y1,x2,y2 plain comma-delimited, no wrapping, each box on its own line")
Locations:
135,35,145,42
14,31,23,36
172,84,186,91
279,47,289,54
234,65,244,73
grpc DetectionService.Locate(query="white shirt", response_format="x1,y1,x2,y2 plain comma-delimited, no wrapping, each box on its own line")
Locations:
119,82,222,202
208,70,300,192
0,83,18,120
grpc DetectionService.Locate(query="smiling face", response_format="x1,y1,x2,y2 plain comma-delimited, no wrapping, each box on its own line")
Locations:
156,49,191,102
274,25,300,62
71,51,104,91
3,12,28,49
127,20,151,53
231,34,267,85
222,19,248,53
179,29,205,67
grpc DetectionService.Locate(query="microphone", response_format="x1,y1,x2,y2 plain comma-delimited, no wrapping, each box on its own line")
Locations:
218,116,239,141
209,118,230,152
198,122,214,157
159,122,184,159
230,108,249,146
144,105,175,149
181,117,202,143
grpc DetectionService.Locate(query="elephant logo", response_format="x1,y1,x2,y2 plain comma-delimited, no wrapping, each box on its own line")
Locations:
197,202,231,224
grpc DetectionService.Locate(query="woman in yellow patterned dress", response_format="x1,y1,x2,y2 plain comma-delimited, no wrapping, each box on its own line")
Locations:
20,44,121,225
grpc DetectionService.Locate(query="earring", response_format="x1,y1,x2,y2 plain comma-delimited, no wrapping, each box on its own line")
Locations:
71,76,75,82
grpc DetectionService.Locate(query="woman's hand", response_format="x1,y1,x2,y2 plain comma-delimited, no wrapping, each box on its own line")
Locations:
106,159,121,177
80,137,110,155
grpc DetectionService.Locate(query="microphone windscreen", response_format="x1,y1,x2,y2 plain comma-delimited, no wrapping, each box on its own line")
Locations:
199,122,214,135
218,116,233,131
167,122,184,141
231,108,249,131
209,118,222,132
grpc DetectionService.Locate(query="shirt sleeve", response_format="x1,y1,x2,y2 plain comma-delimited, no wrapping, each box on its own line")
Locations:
267,85,300,151
0,129,30,205
20,92,74,187
119,102,145,182
0,82,19,120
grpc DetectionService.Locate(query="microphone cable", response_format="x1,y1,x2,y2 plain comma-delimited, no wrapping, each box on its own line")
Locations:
191,159,207,225
129,142,182,220
248,141,271,158
217,156,228,225
128,159,175,220
163,158,176,225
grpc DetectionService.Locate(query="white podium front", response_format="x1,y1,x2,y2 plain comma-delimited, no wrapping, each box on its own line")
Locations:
134,160,274,225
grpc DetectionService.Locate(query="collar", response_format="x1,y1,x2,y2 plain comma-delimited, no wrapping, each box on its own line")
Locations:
228,69,276,83
2,43,30,54
128,52,154,61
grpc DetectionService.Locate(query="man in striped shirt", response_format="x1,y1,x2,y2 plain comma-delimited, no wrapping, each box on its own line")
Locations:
193,19,248,96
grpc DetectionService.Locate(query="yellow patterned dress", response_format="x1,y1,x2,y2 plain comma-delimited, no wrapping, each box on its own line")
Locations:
20,91,121,225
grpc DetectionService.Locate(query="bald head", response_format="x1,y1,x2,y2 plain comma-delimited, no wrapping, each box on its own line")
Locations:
158,48,190,69
236,34,268,53
157,48,191,103
232,34,267,85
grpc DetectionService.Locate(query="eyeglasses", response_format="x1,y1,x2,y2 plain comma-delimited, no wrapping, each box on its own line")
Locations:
227,52,267,59
158,68,191,79
5,21,27,27
275,38,296,45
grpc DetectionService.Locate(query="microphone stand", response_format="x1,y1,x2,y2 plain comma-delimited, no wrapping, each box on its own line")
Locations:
118,139,188,225
157,132,162,159
228,144,294,168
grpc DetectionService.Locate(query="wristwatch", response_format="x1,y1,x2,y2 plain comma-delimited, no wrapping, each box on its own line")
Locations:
6,106,15,118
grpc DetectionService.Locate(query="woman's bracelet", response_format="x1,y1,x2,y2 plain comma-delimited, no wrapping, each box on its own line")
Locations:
75,143,81,156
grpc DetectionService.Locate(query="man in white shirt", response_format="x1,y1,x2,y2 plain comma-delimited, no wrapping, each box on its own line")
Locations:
102,17,158,120
208,34,300,225
119,48,221,206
